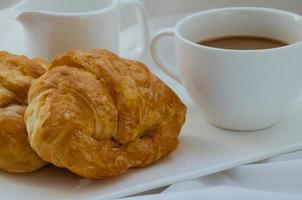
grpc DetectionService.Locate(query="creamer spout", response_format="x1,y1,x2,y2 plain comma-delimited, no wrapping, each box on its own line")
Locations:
14,0,34,23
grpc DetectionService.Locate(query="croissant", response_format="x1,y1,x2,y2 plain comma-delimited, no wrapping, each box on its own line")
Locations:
25,49,186,178
0,51,47,173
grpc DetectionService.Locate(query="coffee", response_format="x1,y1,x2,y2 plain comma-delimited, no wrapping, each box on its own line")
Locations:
198,35,287,50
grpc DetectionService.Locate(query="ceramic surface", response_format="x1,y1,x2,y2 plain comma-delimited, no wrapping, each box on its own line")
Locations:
13,0,149,59
151,7,302,130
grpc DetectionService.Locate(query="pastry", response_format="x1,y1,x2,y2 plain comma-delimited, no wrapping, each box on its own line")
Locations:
0,51,47,173
25,49,186,178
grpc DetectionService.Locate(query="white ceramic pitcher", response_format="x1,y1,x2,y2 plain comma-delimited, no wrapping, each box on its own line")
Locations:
14,0,149,59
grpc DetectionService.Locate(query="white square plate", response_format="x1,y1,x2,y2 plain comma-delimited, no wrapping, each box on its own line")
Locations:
1,97,302,200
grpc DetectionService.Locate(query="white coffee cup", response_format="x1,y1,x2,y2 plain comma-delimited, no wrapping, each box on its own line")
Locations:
14,0,149,59
151,7,302,131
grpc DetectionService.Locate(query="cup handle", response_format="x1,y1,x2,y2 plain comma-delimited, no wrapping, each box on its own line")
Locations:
119,0,149,59
150,27,181,83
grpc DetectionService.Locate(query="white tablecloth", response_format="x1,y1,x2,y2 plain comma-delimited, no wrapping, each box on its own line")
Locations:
124,151,302,199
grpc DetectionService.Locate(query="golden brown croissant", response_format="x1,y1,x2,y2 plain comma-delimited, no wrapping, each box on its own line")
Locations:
0,51,47,173
25,49,186,178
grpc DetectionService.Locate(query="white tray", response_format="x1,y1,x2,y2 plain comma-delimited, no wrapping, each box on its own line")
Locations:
2,98,302,200
2,0,302,200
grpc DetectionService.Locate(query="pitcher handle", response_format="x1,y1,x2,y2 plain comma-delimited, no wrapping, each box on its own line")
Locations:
120,0,149,59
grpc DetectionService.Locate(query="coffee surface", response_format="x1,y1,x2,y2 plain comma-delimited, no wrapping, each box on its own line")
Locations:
198,35,287,50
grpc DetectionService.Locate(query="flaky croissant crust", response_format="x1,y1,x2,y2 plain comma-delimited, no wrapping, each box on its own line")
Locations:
0,51,47,173
26,49,186,178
